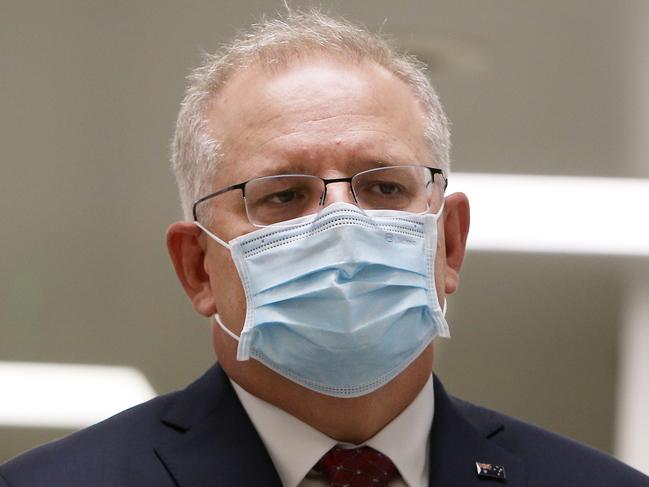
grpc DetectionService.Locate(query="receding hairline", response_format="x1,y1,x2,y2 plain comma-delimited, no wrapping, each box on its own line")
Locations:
202,51,431,153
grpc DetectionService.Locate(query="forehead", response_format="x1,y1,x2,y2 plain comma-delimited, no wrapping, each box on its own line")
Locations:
205,56,430,185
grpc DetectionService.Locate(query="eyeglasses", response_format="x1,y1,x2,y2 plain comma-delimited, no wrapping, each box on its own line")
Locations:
193,164,447,228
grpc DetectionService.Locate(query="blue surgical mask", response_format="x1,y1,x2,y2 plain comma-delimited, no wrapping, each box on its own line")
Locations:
196,202,449,397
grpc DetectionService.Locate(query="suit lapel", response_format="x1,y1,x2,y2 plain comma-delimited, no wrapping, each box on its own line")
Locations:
429,377,527,486
154,364,282,487
153,366,526,486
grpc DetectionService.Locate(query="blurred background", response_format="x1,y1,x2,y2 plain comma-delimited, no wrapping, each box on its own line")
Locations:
1,0,648,472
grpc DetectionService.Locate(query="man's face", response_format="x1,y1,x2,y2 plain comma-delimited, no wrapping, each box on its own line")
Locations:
204,55,436,320
168,56,467,399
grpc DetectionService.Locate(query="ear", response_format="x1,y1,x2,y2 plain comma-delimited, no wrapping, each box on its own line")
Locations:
443,192,470,295
166,221,217,317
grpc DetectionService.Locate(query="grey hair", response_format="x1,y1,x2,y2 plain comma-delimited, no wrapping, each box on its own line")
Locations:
171,10,450,219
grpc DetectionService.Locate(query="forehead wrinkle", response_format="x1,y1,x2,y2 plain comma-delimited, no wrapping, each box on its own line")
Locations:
256,127,417,163
211,121,427,188
242,105,424,152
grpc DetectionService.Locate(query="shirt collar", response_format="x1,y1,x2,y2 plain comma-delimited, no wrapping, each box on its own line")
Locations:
365,375,434,487
231,376,434,487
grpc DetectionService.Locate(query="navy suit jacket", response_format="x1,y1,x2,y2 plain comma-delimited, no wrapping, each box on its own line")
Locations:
1,363,648,486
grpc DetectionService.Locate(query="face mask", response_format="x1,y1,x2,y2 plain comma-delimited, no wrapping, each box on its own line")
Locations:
195,202,449,398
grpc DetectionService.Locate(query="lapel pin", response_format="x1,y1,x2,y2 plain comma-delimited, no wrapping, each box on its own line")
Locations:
476,462,506,481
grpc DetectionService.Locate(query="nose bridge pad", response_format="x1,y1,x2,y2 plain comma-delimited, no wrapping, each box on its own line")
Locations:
322,181,356,207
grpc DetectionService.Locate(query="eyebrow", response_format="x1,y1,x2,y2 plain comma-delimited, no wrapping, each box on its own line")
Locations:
253,161,318,178
252,159,396,179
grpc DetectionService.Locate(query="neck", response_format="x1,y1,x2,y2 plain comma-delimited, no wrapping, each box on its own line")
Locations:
227,346,434,444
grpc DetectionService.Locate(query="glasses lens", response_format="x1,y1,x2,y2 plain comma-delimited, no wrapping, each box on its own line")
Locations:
245,175,324,225
352,165,443,213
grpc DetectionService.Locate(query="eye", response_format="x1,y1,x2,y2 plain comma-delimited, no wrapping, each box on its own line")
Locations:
374,182,401,195
365,181,405,197
269,190,297,203
262,188,308,205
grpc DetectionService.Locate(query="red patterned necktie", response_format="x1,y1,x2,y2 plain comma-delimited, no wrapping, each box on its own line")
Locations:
314,445,399,487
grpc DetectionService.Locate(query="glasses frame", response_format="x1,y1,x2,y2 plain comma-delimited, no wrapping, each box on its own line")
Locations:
192,164,448,224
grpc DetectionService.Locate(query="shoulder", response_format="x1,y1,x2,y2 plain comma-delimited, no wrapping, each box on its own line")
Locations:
0,389,180,487
0,364,234,487
452,396,649,486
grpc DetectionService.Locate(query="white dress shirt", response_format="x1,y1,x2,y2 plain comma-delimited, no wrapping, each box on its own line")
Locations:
231,376,434,487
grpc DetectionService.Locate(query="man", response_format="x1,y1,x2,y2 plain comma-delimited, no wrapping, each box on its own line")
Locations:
1,10,647,487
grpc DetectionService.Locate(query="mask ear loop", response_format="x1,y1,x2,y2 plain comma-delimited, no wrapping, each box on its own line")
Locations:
431,200,447,318
194,221,230,249
432,199,445,220
214,314,240,342
196,223,253,360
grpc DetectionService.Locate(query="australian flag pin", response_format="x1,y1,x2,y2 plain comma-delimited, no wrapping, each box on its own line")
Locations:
476,462,506,480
